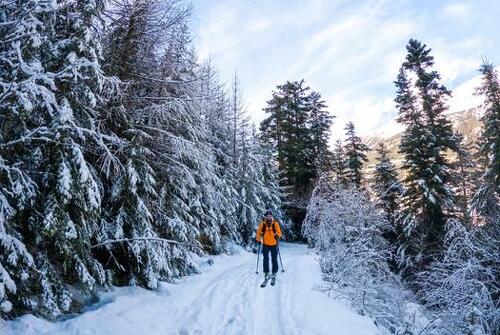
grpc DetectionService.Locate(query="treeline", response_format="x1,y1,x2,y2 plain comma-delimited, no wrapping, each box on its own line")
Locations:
0,0,282,319
303,40,499,334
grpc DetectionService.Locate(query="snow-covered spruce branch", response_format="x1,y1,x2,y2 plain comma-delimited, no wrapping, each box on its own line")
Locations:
140,94,217,102
131,73,205,85
0,127,54,147
136,124,217,156
91,237,204,249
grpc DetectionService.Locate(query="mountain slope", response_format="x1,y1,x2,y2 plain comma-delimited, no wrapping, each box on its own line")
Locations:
3,243,379,335
364,107,483,165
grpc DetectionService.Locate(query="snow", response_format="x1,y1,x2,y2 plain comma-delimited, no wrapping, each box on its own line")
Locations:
365,118,405,140
2,243,379,335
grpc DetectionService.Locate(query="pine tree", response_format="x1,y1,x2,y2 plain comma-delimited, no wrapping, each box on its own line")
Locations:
451,133,477,225
0,0,54,317
472,61,500,225
0,0,124,318
394,39,457,275
331,140,349,185
260,80,315,195
0,0,287,320
372,143,403,269
230,72,249,165
308,91,334,172
372,142,403,225
260,80,332,235
343,122,369,188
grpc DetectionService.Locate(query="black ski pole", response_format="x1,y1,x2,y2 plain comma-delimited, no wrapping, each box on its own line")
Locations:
255,241,262,274
277,240,285,273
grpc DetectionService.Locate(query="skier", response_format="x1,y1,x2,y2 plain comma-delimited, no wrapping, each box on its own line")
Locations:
256,210,282,287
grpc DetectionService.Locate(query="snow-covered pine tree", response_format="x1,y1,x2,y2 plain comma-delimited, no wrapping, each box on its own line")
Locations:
97,134,168,289
0,157,36,317
260,80,317,196
0,0,53,317
331,140,349,185
0,0,124,318
372,142,404,269
472,61,500,225
308,91,333,173
343,122,369,188
197,62,241,248
221,73,284,244
372,142,403,227
141,39,220,260
417,219,498,335
32,0,126,317
97,0,209,283
394,40,457,276
229,72,249,165
260,80,332,236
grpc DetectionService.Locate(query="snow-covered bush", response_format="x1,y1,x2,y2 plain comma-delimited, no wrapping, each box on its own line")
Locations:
303,177,435,333
417,219,499,335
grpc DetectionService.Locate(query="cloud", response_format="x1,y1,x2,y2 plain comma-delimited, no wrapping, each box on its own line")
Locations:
448,72,483,112
191,0,500,144
442,3,470,18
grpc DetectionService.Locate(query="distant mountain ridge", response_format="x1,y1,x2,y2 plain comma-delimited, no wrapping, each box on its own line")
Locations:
364,107,483,166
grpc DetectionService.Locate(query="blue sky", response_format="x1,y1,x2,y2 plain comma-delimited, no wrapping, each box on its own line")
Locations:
189,0,500,140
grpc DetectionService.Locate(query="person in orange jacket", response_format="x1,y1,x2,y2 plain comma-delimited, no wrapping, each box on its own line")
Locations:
256,210,282,280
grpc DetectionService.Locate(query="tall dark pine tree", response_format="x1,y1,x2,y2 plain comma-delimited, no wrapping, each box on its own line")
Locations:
472,61,500,225
394,39,457,275
343,122,368,188
260,80,332,235
309,91,334,172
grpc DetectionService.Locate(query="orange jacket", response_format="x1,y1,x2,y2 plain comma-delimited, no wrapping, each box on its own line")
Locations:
256,219,282,246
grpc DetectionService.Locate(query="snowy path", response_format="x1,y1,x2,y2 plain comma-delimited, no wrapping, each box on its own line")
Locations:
3,243,379,335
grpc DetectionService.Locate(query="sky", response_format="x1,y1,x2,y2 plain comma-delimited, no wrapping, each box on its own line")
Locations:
189,0,500,141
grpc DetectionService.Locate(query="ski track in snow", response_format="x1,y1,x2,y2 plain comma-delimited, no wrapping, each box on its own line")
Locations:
3,243,379,335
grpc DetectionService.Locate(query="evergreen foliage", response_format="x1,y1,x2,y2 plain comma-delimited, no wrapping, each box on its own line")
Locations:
394,39,457,275
260,80,333,235
343,122,369,188
0,0,283,319
472,61,500,225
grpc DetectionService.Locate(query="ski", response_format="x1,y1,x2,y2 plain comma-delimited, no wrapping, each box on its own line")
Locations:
270,277,276,286
260,278,269,288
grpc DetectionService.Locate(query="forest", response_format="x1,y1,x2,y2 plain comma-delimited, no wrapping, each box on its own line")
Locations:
0,1,498,335
0,0,283,319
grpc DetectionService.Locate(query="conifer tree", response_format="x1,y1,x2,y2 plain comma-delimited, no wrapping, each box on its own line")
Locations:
309,91,333,172
372,142,403,227
451,133,477,225
0,0,54,317
372,143,403,268
0,0,286,320
331,140,349,185
343,122,369,188
472,61,500,225
394,39,457,274
260,80,332,234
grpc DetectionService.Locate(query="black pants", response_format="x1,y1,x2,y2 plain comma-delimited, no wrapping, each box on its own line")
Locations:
262,245,279,274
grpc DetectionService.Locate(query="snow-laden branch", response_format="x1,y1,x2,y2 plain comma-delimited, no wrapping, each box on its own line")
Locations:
91,237,203,249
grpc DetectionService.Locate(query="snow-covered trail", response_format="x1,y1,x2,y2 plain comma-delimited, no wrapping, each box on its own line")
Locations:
4,243,379,335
